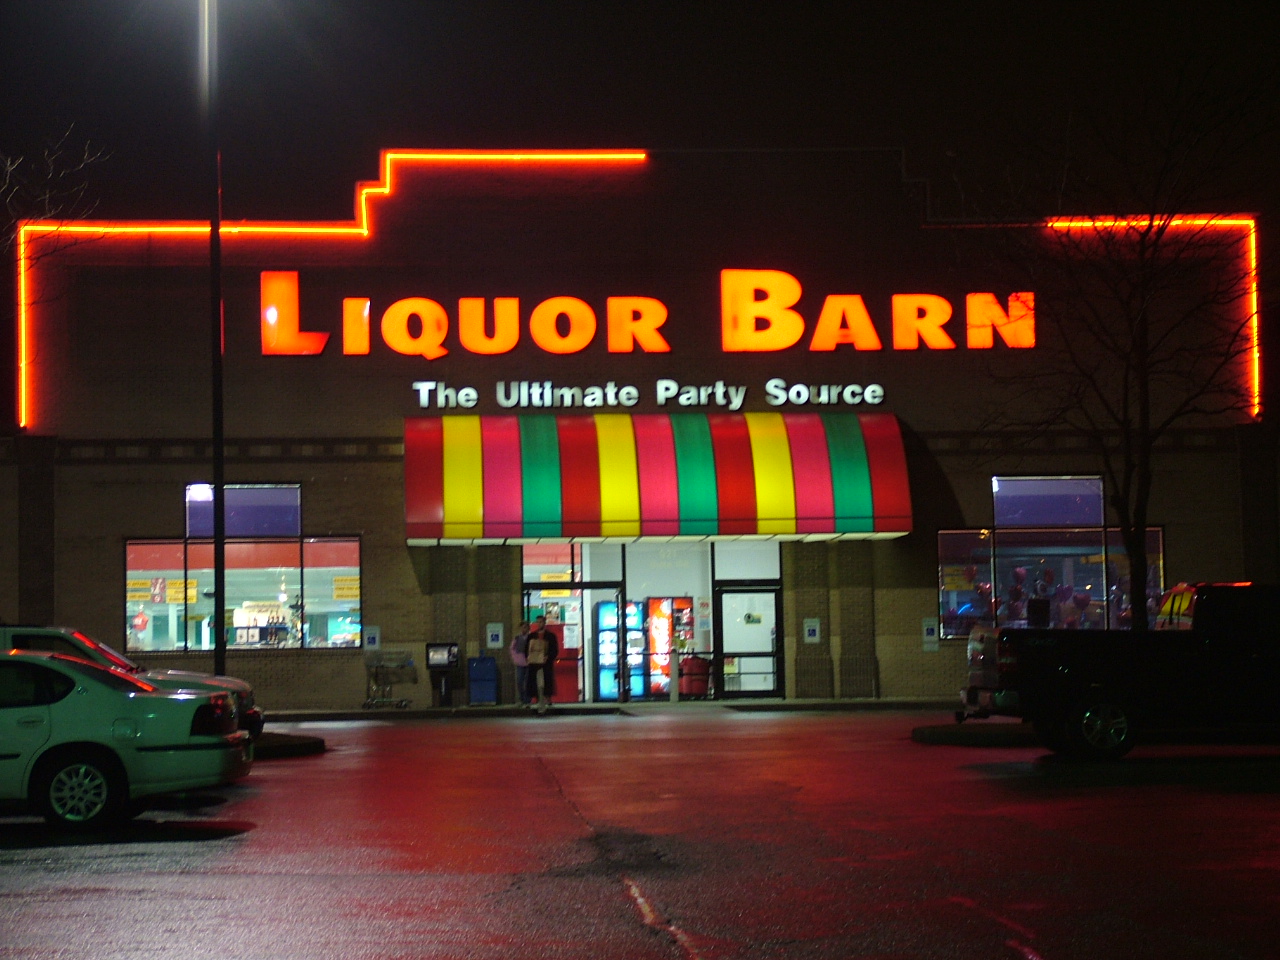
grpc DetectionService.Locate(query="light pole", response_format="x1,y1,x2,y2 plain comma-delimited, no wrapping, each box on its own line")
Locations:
199,0,227,675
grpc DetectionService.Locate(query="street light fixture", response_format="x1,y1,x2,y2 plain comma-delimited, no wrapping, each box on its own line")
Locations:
199,0,227,675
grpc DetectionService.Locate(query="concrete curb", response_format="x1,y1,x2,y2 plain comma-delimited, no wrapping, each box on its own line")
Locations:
263,697,961,725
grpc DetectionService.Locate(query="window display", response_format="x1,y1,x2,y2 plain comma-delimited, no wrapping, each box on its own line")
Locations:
938,527,1164,637
124,537,361,651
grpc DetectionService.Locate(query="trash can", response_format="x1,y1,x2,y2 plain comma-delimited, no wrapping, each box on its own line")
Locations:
468,656,498,705
678,655,711,697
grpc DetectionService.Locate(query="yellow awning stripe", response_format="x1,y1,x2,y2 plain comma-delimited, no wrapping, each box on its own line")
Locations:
595,413,641,537
745,412,796,534
442,415,484,538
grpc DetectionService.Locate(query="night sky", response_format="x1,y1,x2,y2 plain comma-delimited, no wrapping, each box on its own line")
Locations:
2,1,1278,427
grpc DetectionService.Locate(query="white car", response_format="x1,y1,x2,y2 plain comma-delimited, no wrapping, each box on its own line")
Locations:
0,626,265,739
0,651,253,829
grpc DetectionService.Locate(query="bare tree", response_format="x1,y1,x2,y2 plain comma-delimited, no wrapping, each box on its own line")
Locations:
1,128,103,250
961,69,1274,630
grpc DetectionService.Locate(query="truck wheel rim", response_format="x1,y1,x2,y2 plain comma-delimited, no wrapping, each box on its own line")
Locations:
49,764,110,822
1081,705,1128,749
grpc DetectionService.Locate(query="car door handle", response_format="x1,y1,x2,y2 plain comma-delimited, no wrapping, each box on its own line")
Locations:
17,716,46,727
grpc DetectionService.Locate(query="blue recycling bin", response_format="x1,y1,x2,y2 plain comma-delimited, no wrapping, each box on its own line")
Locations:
468,656,499,705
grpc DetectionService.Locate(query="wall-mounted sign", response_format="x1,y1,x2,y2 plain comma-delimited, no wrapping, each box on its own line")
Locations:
260,269,1034,360
922,617,940,652
485,622,504,649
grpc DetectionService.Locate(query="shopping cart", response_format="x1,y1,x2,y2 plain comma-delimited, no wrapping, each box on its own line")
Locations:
362,651,419,709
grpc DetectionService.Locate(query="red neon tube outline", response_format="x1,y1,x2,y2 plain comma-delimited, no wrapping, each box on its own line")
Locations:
15,149,647,429
1044,215,1261,418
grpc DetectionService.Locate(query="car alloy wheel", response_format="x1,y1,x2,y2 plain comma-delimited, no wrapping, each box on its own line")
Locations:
1066,698,1135,760
40,756,125,829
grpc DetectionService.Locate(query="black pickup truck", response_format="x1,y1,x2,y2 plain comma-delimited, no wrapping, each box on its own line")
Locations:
959,582,1280,759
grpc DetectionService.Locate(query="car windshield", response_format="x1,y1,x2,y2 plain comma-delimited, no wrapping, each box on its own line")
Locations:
71,631,142,672
48,654,157,692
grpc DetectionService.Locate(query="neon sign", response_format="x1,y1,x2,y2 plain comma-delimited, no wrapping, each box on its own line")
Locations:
13,146,1260,427
259,268,1036,358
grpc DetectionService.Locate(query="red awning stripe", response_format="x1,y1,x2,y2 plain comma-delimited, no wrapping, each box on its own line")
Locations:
784,413,838,534
860,413,913,532
404,418,444,540
707,414,759,536
632,414,681,535
481,416,523,538
557,415,602,538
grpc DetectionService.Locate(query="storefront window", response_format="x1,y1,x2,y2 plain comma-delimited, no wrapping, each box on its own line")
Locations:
992,528,1109,629
124,536,361,651
937,527,1164,637
186,483,301,537
938,529,995,638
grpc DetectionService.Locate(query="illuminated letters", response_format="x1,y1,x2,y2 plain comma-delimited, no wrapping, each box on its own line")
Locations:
606,296,671,352
458,297,520,354
529,297,597,354
720,269,807,352
382,298,449,359
342,298,371,355
966,292,1035,349
808,295,883,351
259,270,1034,361
412,380,478,408
765,378,883,406
655,378,747,411
892,294,956,350
260,271,330,355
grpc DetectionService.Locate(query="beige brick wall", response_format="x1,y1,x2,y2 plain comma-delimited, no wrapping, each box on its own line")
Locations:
133,648,367,711
872,586,966,698
0,451,16,622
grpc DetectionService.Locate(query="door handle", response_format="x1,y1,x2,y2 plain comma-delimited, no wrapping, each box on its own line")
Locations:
17,716,46,727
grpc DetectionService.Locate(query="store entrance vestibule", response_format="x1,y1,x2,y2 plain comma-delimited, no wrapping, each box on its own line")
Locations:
521,540,783,703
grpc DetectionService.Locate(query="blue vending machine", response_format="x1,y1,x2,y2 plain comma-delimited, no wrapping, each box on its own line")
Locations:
594,600,645,701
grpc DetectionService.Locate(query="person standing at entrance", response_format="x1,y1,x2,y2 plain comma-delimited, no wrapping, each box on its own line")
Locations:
524,615,558,714
509,620,531,706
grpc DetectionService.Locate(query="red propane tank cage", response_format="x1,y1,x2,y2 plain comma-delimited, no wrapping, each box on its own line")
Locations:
679,655,711,696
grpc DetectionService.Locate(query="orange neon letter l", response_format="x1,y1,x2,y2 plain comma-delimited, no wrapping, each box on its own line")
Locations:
261,271,330,355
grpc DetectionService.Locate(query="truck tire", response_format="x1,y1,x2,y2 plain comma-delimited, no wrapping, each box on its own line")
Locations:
1063,697,1136,760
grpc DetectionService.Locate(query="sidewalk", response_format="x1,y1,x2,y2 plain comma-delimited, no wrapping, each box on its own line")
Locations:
255,697,990,759
263,696,960,725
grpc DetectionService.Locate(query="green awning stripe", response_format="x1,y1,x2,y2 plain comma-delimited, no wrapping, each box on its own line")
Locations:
519,415,562,536
669,414,719,535
821,411,874,532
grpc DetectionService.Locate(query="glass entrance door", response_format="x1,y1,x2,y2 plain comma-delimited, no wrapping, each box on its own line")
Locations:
716,589,780,696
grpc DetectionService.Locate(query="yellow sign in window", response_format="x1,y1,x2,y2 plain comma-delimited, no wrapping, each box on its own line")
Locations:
333,576,361,600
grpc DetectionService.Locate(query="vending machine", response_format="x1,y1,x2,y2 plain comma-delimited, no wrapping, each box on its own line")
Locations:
644,596,694,696
594,600,644,701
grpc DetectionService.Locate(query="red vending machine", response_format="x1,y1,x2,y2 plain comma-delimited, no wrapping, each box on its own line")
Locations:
645,597,693,696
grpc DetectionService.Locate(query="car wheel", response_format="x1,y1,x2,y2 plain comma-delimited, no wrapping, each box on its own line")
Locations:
1064,697,1136,760
34,750,128,830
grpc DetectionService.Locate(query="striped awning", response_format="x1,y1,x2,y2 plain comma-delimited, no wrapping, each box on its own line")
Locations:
404,412,911,543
